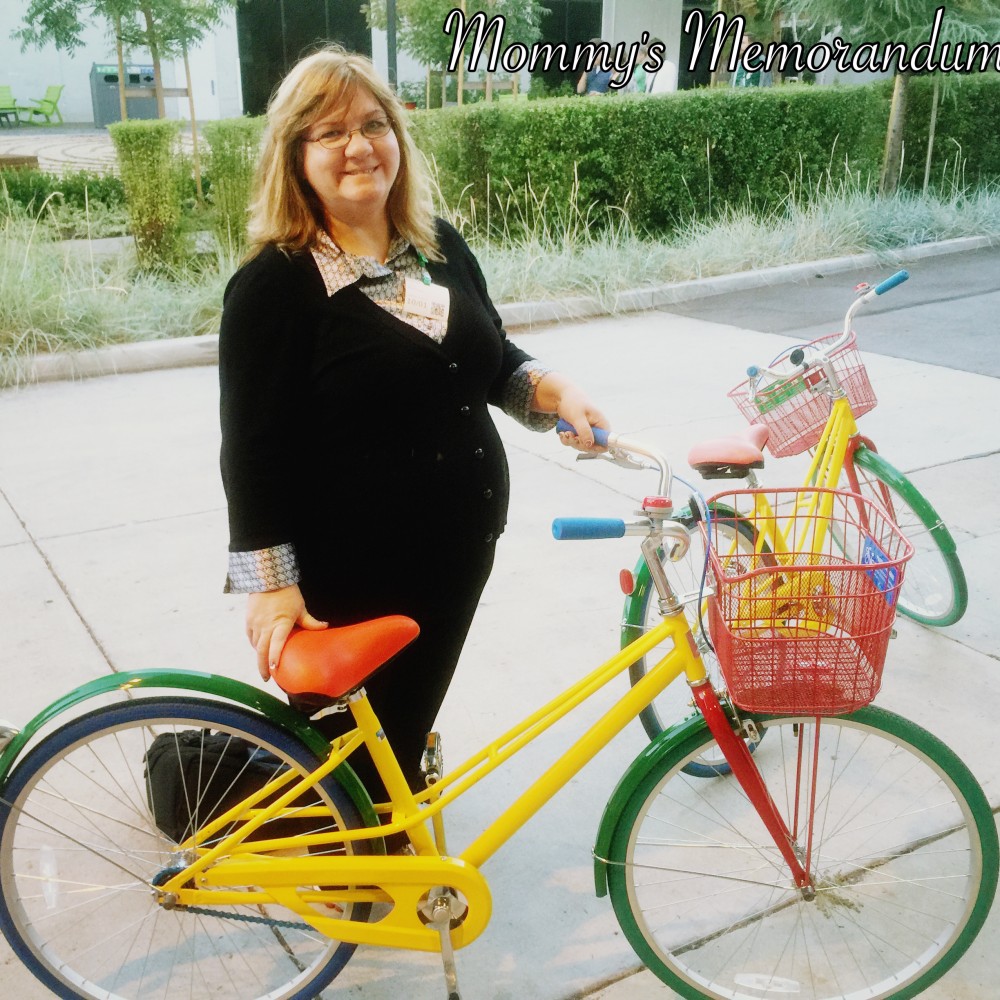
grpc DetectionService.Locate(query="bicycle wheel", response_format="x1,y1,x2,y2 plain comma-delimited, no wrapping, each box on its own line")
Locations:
626,507,759,775
606,707,998,1000
0,697,372,1000
847,446,968,627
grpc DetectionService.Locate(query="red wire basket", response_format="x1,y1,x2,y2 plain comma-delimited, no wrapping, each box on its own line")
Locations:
727,332,877,458
703,488,913,716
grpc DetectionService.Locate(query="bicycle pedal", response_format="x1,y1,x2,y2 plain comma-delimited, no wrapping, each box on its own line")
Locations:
421,731,444,785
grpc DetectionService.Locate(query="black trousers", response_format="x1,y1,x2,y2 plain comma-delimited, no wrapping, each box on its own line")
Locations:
293,540,497,801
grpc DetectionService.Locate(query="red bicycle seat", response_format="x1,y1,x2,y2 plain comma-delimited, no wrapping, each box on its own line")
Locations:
273,616,420,699
688,424,770,479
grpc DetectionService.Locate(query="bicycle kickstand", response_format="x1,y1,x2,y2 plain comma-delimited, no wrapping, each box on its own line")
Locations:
427,889,464,1000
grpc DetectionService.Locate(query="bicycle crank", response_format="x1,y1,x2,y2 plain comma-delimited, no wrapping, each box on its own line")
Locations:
420,887,467,1000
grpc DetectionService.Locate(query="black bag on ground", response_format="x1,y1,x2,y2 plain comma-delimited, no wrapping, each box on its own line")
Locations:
144,730,326,845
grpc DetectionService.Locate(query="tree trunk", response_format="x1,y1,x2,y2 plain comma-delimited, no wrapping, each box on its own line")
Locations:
183,46,203,203
141,4,166,118
114,16,128,121
880,71,909,196
771,10,783,84
923,76,940,196
457,0,466,104
711,0,729,87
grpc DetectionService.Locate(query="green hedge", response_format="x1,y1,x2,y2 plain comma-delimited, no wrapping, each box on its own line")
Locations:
109,119,184,270
203,116,265,255
901,75,1000,189
409,83,891,236
0,168,125,214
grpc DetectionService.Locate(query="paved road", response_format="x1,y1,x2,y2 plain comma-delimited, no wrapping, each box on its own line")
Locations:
662,244,1000,378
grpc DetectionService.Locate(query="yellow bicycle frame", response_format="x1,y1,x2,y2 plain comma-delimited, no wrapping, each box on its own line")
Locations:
158,608,709,952
735,395,859,562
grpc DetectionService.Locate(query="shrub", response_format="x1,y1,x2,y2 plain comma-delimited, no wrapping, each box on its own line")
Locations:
202,116,265,255
409,83,890,238
0,168,125,213
901,75,1000,190
109,119,184,270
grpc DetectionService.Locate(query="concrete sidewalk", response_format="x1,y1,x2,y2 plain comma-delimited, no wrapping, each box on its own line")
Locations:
1,306,998,999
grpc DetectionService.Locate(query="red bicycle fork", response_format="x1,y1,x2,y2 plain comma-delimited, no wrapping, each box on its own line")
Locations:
690,681,816,897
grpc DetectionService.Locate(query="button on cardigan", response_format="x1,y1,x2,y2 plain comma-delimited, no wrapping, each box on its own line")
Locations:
221,221,555,593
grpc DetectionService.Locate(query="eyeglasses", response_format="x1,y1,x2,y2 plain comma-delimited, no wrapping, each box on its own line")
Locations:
306,118,393,150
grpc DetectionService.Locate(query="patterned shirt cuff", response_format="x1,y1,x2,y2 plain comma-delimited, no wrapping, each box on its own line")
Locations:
225,543,301,594
502,361,559,432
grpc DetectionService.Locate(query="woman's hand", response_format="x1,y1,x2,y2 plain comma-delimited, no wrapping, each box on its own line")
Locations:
246,585,328,681
533,372,609,451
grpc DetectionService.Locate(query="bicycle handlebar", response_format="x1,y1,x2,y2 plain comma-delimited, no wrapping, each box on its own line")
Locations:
555,419,612,449
556,420,673,497
870,269,909,297
745,270,909,385
551,517,626,540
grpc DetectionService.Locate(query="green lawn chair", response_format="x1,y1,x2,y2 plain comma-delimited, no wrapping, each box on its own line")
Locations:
0,85,20,127
22,84,64,125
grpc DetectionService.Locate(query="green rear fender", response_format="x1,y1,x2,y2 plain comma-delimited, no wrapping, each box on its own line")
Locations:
593,713,709,897
0,669,379,835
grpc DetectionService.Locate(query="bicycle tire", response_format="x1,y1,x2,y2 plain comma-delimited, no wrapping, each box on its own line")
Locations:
0,697,372,1000
625,506,760,776
848,446,968,626
605,706,998,1000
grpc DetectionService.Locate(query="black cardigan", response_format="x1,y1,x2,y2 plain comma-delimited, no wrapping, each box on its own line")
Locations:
219,220,536,616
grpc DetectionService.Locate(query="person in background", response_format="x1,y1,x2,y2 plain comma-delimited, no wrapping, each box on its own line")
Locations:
219,46,609,802
732,33,764,87
577,38,614,95
644,38,678,95
631,39,651,93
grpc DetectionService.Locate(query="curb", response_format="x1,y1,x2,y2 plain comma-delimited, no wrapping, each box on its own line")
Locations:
24,234,997,385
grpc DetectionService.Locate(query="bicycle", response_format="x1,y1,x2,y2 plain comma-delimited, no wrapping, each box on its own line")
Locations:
618,270,969,741
0,434,995,1000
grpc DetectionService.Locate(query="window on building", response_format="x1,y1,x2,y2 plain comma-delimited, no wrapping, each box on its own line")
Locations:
679,0,714,89
533,0,603,93
236,0,371,116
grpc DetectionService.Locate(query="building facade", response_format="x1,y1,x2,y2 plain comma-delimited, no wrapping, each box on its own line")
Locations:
0,3,878,128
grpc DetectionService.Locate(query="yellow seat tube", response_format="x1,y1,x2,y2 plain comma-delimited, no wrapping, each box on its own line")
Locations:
348,692,437,855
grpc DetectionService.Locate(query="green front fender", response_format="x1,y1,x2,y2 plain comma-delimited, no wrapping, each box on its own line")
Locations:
853,444,960,556
593,712,710,897
0,669,379,835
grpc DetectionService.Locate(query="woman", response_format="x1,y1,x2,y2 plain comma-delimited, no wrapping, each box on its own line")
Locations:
576,38,613,95
219,46,608,796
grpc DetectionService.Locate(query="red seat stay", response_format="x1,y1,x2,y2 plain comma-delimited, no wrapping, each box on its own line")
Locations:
273,616,420,700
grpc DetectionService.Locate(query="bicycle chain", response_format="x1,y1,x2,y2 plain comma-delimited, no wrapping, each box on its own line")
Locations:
176,904,312,931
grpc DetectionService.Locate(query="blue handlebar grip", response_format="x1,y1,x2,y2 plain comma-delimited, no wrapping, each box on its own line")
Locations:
552,517,626,540
746,365,761,378
556,419,611,448
873,270,909,295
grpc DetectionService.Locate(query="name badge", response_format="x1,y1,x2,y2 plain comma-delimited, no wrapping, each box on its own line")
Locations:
404,277,450,325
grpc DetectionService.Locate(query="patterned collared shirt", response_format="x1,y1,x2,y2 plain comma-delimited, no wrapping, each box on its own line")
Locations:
226,234,556,594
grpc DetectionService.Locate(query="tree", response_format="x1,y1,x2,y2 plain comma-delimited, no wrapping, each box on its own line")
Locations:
367,0,546,104
15,0,236,200
14,0,235,121
14,1,134,120
120,1,238,200
776,0,1000,194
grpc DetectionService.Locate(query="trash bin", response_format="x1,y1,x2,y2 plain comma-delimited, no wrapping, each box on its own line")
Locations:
90,64,158,128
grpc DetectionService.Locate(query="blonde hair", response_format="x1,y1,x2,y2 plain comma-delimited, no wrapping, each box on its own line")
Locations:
246,46,441,260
